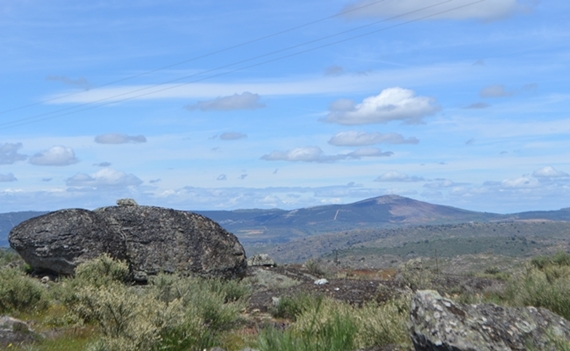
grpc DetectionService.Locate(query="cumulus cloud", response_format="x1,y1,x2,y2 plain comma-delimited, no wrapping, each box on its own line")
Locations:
323,88,440,125
66,168,143,188
0,173,17,182
261,146,392,162
480,84,513,98
29,146,79,166
340,0,522,21
185,92,265,111
219,132,247,140
500,176,540,189
463,102,490,109
375,171,424,182
94,133,147,144
533,166,569,179
0,142,27,164
46,75,91,90
328,131,419,146
217,174,227,181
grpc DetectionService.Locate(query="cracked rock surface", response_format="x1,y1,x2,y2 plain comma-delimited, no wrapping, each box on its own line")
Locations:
409,290,570,351
9,202,247,281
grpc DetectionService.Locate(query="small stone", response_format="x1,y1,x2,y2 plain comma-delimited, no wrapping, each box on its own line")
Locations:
314,278,328,285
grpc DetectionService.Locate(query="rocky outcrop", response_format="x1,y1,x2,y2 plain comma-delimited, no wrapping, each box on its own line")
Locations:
95,204,247,281
8,209,126,275
247,253,276,267
409,290,570,351
0,315,41,347
9,200,247,281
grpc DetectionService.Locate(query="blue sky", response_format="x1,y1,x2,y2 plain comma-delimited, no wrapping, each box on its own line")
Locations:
1,0,569,213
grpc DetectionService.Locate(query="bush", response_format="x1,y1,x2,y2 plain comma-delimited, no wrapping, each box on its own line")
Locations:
0,267,48,314
262,294,412,350
74,254,131,287
303,259,326,277
259,305,357,351
147,273,248,350
271,293,323,321
498,252,570,320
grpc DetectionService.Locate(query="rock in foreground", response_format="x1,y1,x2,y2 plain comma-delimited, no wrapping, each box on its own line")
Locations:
9,201,247,281
409,290,570,351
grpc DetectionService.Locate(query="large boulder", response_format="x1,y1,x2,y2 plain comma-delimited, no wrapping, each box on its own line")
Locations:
409,290,570,351
9,201,247,280
8,209,126,275
96,204,247,281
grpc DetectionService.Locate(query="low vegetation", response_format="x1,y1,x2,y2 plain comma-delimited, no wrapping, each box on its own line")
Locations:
2,250,570,350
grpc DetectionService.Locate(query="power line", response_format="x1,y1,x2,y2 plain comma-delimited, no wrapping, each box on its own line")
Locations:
0,0,485,130
0,0,452,128
0,0,389,116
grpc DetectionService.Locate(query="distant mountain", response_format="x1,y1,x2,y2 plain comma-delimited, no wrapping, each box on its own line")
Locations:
196,195,505,245
1,195,569,248
0,211,48,246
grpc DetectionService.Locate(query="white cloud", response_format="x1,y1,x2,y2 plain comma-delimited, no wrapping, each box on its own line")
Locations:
375,171,424,182
0,142,27,164
501,176,540,189
323,88,440,125
533,166,569,179
94,133,147,144
480,84,513,98
0,173,17,182
66,168,143,188
328,131,419,146
185,92,265,111
219,132,247,140
29,146,79,166
261,146,392,162
341,0,521,21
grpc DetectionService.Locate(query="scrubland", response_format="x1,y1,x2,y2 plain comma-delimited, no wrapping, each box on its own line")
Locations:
1,249,570,350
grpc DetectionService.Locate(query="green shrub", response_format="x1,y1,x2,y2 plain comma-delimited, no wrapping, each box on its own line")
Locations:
74,254,130,287
262,294,412,350
498,252,570,320
258,308,357,351
0,267,48,314
147,273,248,350
303,259,326,277
271,293,323,321
0,248,23,267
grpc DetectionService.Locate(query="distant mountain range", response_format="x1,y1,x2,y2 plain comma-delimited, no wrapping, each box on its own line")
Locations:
1,195,569,247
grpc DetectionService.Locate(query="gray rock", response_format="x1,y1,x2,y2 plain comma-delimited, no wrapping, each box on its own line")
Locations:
116,198,138,207
96,205,247,281
247,253,276,267
0,315,42,347
9,204,247,280
409,290,570,351
8,209,126,275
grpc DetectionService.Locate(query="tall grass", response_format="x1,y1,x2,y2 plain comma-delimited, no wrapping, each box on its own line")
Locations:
501,252,570,320
262,293,411,350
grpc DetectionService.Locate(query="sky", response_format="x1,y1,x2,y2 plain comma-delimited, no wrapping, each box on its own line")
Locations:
1,0,569,214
